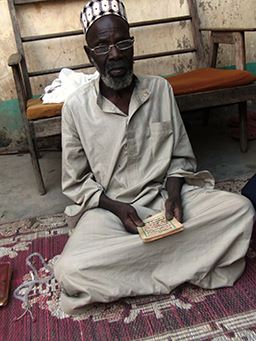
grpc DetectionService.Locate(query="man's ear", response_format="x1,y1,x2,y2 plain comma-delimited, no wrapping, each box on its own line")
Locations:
84,45,95,65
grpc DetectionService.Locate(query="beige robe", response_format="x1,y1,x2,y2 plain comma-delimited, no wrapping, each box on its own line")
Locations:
55,75,255,314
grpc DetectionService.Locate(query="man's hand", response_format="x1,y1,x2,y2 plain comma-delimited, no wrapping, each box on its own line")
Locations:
165,196,183,222
99,194,144,234
112,202,144,234
165,177,184,223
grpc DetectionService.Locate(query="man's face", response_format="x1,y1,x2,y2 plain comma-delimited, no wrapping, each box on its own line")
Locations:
85,15,134,90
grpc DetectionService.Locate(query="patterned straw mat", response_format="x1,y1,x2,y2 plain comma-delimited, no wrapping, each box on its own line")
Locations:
0,177,255,341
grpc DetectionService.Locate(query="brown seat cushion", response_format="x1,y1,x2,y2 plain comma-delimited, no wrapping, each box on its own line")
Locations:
26,98,63,120
166,67,256,95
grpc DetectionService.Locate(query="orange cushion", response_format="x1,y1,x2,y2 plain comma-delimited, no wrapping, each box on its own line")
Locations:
166,68,256,95
26,98,63,120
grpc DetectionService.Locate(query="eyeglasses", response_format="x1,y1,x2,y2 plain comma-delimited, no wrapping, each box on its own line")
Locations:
89,37,134,56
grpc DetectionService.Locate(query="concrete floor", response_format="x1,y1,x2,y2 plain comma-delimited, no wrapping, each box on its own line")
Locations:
1,108,256,224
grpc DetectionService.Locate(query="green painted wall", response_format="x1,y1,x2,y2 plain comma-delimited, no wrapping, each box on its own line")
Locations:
0,99,26,152
224,62,256,74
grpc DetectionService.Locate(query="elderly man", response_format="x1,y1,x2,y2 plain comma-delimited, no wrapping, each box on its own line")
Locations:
54,0,255,315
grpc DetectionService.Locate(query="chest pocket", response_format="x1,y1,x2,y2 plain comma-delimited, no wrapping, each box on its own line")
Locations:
149,121,173,160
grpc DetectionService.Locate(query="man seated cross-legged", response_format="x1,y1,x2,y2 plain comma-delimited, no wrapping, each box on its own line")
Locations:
54,0,255,315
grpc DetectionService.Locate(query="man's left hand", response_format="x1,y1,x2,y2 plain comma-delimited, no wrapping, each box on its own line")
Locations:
165,177,184,223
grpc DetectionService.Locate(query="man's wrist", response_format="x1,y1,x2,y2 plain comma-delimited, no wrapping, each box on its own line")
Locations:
166,177,184,198
99,193,120,215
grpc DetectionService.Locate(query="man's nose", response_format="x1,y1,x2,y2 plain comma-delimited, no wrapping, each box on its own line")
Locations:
108,44,122,59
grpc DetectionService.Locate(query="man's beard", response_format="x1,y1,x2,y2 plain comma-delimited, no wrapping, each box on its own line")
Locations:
101,60,133,90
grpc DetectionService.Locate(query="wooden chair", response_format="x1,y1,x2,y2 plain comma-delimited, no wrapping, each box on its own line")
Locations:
7,0,256,194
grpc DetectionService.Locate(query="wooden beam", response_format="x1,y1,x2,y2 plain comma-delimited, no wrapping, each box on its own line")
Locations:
188,0,205,67
15,0,61,4
22,30,83,42
211,32,236,44
200,27,256,32
134,48,196,61
7,0,32,98
21,16,192,42
130,16,192,28
33,116,61,138
28,48,196,77
28,63,92,77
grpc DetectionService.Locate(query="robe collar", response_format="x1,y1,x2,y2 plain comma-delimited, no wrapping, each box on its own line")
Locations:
94,74,151,117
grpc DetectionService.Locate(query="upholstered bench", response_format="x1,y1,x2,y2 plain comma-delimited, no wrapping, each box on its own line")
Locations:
8,0,256,194
26,68,256,121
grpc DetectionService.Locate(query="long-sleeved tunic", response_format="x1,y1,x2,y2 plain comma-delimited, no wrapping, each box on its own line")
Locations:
55,75,254,315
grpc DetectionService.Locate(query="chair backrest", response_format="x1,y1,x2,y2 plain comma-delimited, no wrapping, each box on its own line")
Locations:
8,0,205,99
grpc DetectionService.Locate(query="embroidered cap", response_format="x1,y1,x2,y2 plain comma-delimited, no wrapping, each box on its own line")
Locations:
80,0,128,36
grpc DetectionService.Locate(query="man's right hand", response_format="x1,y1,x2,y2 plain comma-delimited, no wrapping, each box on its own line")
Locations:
99,193,144,234
112,202,145,234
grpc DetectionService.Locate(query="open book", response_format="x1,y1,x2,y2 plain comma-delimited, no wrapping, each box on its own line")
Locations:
138,211,184,243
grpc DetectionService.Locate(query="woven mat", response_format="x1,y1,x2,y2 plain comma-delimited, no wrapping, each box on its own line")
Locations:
1,178,256,341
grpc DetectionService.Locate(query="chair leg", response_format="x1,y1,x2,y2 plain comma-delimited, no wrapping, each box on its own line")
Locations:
239,101,248,153
31,140,46,195
29,123,42,159
25,123,46,195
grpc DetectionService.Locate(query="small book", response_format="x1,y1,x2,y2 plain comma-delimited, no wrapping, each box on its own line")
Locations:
138,211,183,243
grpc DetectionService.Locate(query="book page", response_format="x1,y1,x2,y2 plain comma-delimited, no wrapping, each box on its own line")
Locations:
138,211,183,242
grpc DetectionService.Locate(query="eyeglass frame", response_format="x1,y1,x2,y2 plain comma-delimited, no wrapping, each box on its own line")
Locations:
88,37,135,56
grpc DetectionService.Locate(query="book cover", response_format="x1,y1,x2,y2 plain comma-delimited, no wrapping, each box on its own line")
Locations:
138,211,183,243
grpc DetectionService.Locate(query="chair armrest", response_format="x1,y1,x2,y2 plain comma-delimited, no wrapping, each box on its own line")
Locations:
8,53,22,67
8,53,28,114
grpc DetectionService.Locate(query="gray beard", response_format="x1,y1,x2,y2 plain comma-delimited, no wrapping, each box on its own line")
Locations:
101,70,133,90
